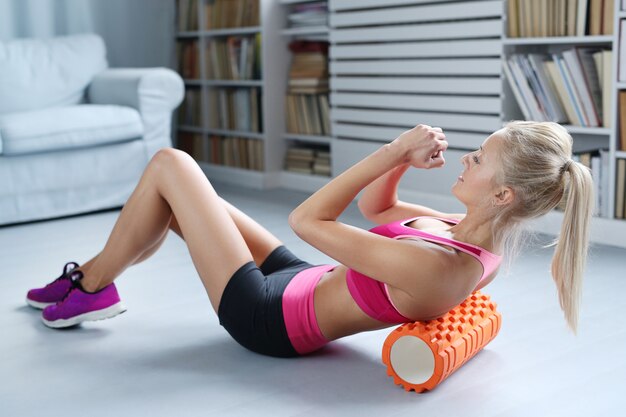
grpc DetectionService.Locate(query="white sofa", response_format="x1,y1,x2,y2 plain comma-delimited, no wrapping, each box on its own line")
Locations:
0,34,184,225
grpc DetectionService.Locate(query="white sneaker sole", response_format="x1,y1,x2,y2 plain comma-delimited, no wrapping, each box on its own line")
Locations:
42,302,127,329
25,298,55,310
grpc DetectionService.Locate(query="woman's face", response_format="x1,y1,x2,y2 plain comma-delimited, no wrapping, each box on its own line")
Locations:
452,131,505,209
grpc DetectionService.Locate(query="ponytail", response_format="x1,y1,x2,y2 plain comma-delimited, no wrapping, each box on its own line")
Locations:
549,161,594,334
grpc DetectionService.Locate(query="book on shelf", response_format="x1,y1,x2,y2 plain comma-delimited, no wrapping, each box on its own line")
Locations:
284,145,331,177
178,88,202,126
206,87,262,132
177,132,208,160
176,40,200,79
619,91,626,151
205,135,264,171
508,0,613,38
618,20,626,82
504,49,611,126
568,149,610,217
616,158,626,219
177,0,199,32
205,35,261,80
204,0,259,30
285,94,330,136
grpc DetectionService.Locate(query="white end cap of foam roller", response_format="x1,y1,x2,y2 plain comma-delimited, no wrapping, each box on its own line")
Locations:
389,335,435,385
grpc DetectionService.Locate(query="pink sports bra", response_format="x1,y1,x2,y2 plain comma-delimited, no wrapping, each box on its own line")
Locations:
345,216,502,324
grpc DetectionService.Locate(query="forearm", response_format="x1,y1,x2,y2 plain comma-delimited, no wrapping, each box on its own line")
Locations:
358,162,411,217
289,142,406,225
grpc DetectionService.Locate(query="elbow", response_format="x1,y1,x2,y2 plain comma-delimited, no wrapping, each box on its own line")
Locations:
288,207,309,236
357,198,376,222
288,209,300,232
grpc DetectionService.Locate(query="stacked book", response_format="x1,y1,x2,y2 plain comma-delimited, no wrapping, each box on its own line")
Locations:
286,40,330,136
286,1,328,29
503,48,612,127
206,87,262,132
284,146,331,177
205,35,261,80
507,0,614,37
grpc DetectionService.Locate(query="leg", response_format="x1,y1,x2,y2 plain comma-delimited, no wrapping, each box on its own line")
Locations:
79,148,267,313
78,196,284,273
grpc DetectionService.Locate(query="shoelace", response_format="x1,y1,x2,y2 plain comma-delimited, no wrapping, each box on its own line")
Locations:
57,270,84,304
45,262,79,288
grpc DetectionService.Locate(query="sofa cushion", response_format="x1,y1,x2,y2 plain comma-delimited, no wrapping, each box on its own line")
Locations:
0,34,108,114
0,105,144,156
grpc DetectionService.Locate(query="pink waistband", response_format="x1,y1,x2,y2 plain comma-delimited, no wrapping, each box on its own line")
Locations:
282,264,335,355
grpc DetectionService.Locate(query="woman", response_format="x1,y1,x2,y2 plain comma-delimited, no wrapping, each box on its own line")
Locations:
26,121,593,357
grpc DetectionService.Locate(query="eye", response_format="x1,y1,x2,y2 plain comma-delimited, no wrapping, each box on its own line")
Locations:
472,154,480,164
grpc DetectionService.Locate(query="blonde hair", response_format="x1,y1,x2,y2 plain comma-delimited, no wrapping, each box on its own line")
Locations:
493,121,594,334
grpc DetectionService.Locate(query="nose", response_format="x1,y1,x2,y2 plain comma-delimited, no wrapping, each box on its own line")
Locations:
460,153,469,168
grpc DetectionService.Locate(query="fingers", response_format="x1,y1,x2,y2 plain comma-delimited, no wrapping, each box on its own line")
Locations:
427,150,446,168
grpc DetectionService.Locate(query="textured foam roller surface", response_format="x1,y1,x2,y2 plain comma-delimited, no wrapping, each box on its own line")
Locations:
382,291,501,393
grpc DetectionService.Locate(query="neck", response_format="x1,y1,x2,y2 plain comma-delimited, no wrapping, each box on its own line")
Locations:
449,209,500,254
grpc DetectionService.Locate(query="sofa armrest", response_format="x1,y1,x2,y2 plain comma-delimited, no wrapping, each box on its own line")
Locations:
88,68,184,157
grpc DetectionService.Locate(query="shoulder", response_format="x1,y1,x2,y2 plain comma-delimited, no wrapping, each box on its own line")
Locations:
364,200,465,226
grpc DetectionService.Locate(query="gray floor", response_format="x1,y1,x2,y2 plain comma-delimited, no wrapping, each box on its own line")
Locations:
2,182,625,417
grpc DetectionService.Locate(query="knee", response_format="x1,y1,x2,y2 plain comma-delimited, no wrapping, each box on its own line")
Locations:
150,147,196,174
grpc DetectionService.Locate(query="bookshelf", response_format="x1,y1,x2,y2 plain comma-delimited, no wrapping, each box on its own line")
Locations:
502,0,626,245
174,0,286,186
278,0,332,189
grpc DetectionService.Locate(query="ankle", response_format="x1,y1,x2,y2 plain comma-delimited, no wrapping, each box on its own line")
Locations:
75,269,103,293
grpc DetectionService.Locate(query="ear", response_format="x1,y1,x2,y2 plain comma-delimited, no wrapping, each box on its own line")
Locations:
493,186,514,206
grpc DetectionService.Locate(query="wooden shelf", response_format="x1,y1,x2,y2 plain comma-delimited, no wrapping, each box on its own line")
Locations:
177,27,262,38
201,79,263,87
283,134,332,145
563,125,612,135
184,79,263,87
178,126,265,139
280,0,320,4
502,35,613,45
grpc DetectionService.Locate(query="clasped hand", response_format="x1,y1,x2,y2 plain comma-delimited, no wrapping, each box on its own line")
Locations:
391,124,448,169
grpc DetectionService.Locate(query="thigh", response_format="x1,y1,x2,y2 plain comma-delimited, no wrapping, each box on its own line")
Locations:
168,198,284,267
152,148,254,313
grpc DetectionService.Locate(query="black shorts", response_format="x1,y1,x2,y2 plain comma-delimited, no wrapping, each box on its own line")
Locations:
217,245,314,358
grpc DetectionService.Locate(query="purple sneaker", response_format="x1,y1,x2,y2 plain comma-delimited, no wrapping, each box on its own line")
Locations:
26,262,80,309
42,270,126,329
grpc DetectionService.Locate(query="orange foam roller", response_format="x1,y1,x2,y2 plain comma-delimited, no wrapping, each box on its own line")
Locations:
382,291,501,393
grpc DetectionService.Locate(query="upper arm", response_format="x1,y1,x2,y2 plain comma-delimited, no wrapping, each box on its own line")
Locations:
360,200,465,226
289,217,451,291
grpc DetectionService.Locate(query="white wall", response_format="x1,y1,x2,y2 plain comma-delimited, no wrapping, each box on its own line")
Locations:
0,0,176,69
